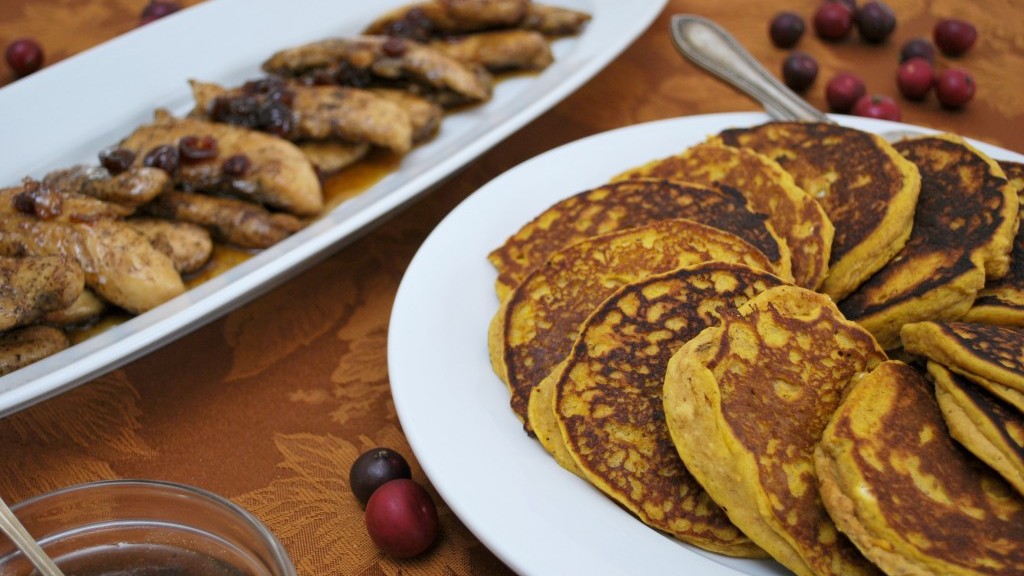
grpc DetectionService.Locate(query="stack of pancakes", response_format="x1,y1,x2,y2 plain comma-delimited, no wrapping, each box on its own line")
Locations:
487,121,1024,574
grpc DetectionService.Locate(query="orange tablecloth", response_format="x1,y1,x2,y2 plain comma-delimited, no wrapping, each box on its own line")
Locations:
1,1,1021,574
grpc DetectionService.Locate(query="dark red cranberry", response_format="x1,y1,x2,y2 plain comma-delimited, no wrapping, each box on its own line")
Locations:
855,1,896,44
98,147,137,175
143,145,180,174
896,57,934,100
825,72,866,113
935,68,975,109
139,1,181,25
933,19,978,57
211,95,261,129
769,12,805,48
381,37,408,58
13,183,62,219
852,93,901,121
899,38,935,63
5,38,44,77
179,135,219,162
350,448,413,506
364,479,438,558
379,7,434,42
257,100,294,137
782,51,819,92
221,154,251,177
814,2,855,41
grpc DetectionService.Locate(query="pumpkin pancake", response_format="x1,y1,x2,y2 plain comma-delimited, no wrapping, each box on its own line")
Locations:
612,142,833,290
965,160,1024,326
714,121,920,301
486,178,792,299
663,285,886,576
543,262,783,556
838,134,1017,349
900,321,1024,412
489,218,773,428
815,360,1024,576
930,361,1024,495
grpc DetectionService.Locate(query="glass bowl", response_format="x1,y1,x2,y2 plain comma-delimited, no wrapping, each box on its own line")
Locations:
0,479,297,576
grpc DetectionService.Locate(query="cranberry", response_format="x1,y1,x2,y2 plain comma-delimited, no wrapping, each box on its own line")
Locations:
381,37,408,58
143,145,180,174
855,1,896,44
221,154,251,177
5,38,44,78
139,1,181,25
257,100,294,137
852,93,901,121
934,68,975,109
899,38,935,64
350,448,412,506
98,147,137,175
782,51,818,92
364,479,439,558
825,72,866,113
896,57,934,100
379,7,434,42
769,12,805,48
179,135,218,162
933,19,977,57
814,2,855,42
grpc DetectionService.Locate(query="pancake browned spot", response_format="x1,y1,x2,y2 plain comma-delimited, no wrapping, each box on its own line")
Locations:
547,262,783,556
612,142,833,290
838,134,1017,349
930,361,1024,495
815,360,1024,575
965,160,1024,326
663,285,886,576
901,321,1024,412
489,218,774,428
714,121,920,301
487,178,792,299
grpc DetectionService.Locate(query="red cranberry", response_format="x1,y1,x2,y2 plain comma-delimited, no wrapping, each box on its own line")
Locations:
5,38,44,77
814,2,855,42
855,1,896,44
179,135,218,162
852,94,901,121
899,38,935,63
381,37,408,57
364,479,439,558
143,145,180,174
769,12,805,48
896,57,934,100
935,68,975,109
825,72,866,113
140,1,181,25
221,154,251,177
782,51,818,92
350,448,412,506
933,19,977,57
98,147,137,175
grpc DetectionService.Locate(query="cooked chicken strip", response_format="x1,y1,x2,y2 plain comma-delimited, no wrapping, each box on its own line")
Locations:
520,4,591,36
365,0,529,39
0,213,185,314
299,141,371,174
0,325,70,376
0,255,84,332
42,165,169,209
430,29,552,71
43,289,106,326
1,181,132,222
118,110,323,216
143,191,304,250
262,36,493,108
190,79,415,154
126,218,214,275
370,89,443,142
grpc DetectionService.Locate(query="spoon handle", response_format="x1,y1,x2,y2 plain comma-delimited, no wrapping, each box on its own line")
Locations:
669,14,830,123
0,496,66,576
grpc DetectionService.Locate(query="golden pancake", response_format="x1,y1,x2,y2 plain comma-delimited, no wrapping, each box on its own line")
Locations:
489,218,773,427
663,285,886,576
545,262,783,556
930,361,1024,495
612,142,833,290
965,160,1024,326
815,360,1024,575
487,178,792,299
838,134,1018,349
714,121,920,301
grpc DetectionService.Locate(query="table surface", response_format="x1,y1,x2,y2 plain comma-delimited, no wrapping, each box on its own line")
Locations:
1,1,1021,574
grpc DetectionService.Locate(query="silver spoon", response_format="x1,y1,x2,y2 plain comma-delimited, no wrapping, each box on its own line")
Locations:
0,494,66,576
